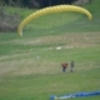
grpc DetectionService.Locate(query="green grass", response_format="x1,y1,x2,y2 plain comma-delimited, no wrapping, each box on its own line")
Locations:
0,0,100,100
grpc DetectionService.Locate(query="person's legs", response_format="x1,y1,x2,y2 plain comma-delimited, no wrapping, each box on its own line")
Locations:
63,67,66,72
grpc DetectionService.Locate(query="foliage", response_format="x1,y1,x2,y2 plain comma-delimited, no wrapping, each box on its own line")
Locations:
0,7,20,32
0,0,77,8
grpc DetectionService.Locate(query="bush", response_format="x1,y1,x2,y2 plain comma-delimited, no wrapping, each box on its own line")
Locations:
0,7,20,32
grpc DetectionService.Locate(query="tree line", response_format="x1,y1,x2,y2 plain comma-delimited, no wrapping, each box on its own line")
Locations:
0,0,77,8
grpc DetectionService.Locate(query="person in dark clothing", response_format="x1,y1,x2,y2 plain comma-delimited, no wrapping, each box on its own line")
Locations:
61,63,68,72
70,61,75,72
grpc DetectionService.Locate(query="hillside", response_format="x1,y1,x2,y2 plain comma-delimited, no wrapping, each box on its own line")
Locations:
0,0,100,100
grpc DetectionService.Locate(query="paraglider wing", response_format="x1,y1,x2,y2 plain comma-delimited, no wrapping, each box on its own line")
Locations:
18,5,92,36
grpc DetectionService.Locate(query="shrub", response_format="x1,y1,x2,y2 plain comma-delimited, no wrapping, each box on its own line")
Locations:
0,7,20,32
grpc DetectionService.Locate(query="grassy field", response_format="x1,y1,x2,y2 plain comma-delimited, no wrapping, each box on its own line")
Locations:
0,0,100,100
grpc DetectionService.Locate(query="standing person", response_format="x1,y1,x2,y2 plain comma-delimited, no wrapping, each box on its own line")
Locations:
61,63,68,72
70,61,75,72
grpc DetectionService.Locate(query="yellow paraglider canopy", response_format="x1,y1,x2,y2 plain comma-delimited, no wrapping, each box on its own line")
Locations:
17,5,92,37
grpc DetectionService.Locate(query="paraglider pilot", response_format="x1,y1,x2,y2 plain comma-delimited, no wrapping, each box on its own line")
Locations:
70,61,75,72
61,63,68,72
